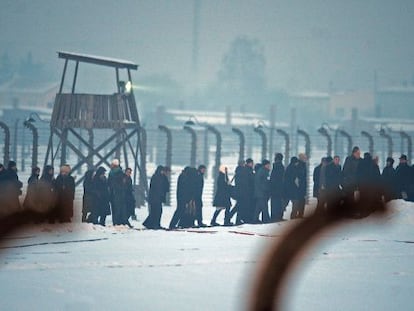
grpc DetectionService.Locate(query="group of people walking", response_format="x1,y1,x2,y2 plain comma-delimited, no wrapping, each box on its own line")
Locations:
1,146,413,229
146,153,310,230
0,159,137,227
313,147,414,217
0,161,23,217
82,159,136,227
142,164,206,230
0,161,75,223
147,146,414,230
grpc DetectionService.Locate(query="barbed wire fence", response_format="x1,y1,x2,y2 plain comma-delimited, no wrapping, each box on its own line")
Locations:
0,119,412,208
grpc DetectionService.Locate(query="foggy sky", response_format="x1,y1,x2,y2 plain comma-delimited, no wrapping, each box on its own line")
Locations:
1,0,414,93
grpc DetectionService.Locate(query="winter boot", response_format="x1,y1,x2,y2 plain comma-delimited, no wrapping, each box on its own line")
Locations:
210,210,221,226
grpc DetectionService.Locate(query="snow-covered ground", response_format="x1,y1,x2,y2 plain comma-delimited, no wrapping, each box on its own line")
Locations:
1,200,414,311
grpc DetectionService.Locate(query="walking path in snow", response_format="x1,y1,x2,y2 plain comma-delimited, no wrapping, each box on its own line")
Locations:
1,200,414,310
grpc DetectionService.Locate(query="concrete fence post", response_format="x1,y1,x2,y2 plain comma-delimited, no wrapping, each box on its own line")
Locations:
0,121,10,165
23,120,38,169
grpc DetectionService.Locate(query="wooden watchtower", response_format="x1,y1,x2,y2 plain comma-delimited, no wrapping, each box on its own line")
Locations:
45,51,147,190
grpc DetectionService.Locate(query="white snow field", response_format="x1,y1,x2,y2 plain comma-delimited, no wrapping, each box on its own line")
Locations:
1,200,414,311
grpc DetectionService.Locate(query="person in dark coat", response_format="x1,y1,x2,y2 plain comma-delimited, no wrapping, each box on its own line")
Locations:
382,157,397,203
28,167,40,185
211,165,232,226
169,167,190,229
314,157,331,214
342,146,362,209
313,158,323,199
0,164,5,181
0,161,23,217
90,167,111,226
296,153,308,218
178,167,198,228
245,159,256,222
108,159,130,226
37,165,57,222
254,163,262,174
284,157,298,209
161,166,171,206
194,165,207,227
373,155,383,205
23,166,40,211
0,164,4,183
253,160,271,223
395,154,412,201
228,160,244,223
228,160,247,225
270,153,286,222
357,153,374,188
285,155,307,219
54,164,75,223
325,155,343,208
125,168,136,220
82,169,95,223
143,166,168,229
357,153,382,217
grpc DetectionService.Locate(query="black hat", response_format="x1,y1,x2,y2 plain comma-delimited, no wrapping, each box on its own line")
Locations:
364,152,372,159
326,156,333,162
399,154,407,160
386,157,394,164
262,159,271,166
155,165,165,174
274,153,283,162
44,165,54,171
96,166,107,176
7,161,17,169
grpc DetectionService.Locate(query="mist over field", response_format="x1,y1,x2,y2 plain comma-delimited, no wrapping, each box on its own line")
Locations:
1,0,414,114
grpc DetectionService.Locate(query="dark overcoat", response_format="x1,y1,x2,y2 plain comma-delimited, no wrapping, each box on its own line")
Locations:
213,172,231,208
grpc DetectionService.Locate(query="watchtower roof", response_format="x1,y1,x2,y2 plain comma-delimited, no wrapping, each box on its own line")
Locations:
58,51,138,70
52,51,141,129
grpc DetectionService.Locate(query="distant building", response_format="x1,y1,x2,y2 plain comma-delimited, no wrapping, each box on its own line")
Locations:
288,91,330,125
329,90,375,119
0,81,58,111
288,86,414,122
375,86,414,119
